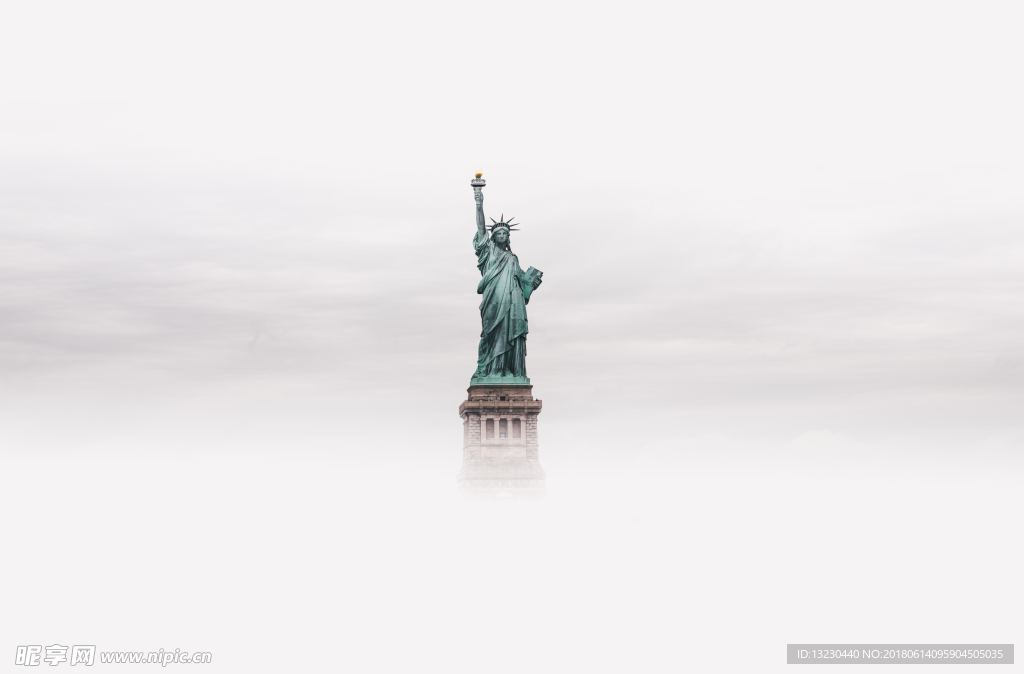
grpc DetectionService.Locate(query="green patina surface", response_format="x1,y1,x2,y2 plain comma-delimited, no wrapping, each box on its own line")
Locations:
470,176,543,387
470,373,532,386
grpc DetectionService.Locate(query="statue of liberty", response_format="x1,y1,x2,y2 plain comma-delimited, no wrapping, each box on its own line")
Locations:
470,173,543,385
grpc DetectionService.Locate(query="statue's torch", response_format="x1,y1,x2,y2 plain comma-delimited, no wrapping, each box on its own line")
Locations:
471,171,486,197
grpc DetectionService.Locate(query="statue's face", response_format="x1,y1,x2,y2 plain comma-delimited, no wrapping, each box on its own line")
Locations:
493,228,509,245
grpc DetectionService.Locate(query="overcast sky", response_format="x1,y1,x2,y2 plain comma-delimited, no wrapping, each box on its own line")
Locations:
1,0,1022,455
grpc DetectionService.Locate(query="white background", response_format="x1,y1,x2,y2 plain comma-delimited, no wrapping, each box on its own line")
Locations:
2,1,1022,671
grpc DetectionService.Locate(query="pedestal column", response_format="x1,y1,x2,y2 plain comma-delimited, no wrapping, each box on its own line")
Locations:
458,384,544,493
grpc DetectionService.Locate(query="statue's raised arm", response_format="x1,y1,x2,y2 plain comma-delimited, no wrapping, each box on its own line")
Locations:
471,172,486,236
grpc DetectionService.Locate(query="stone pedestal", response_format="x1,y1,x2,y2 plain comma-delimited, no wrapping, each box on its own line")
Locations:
458,385,544,494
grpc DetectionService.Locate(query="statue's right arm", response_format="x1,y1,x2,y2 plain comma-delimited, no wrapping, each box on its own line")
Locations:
474,189,486,236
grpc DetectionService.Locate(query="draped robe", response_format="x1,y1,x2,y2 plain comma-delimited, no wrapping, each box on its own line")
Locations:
473,228,533,378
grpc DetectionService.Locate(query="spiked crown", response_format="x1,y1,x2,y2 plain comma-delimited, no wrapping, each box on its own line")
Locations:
488,213,520,233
